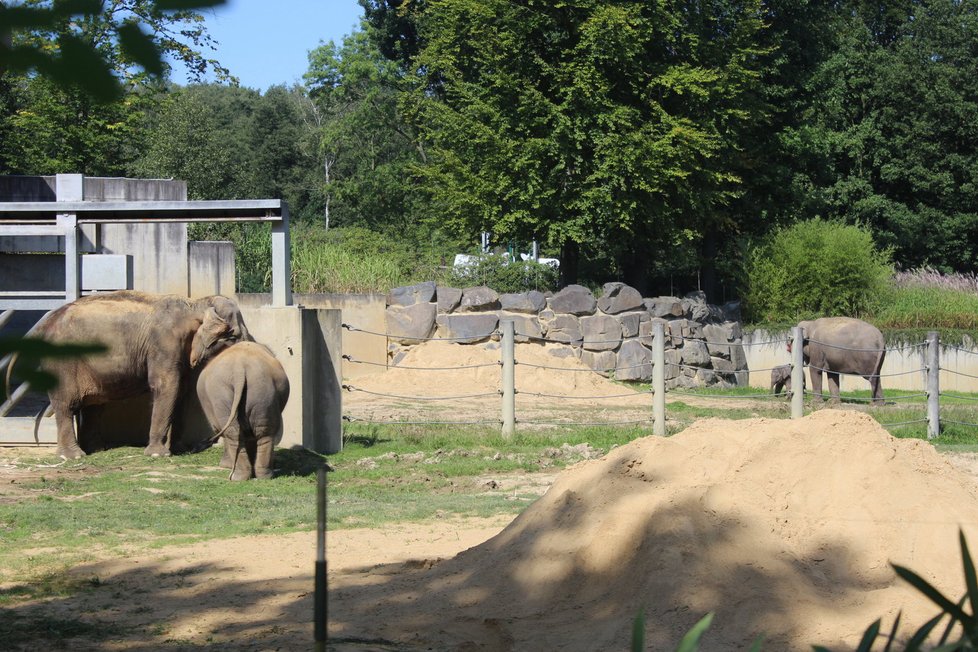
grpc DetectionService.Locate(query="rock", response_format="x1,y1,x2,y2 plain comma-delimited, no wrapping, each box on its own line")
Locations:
722,300,742,323
664,349,681,381
581,350,617,377
703,324,731,359
548,346,579,360
548,284,597,316
668,318,704,341
437,286,463,313
499,291,547,314
597,282,644,315
435,313,499,343
618,312,642,339
386,303,436,344
500,313,543,343
639,318,671,347
645,296,684,318
581,314,622,351
544,314,582,344
616,340,654,381
680,339,711,367
458,286,500,312
387,281,436,307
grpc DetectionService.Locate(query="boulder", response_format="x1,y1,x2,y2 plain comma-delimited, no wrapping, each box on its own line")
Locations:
597,282,644,315
437,286,463,313
435,313,499,343
458,286,500,312
618,312,642,339
549,284,597,316
668,318,704,341
499,291,547,314
680,339,711,367
387,281,436,307
548,346,579,360
386,303,437,344
500,313,543,343
722,300,742,323
702,324,731,359
645,296,684,318
581,350,617,377
616,340,654,381
664,349,681,381
544,314,582,344
639,318,671,347
581,314,622,351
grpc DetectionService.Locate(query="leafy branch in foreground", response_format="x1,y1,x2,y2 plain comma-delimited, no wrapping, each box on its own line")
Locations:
2,337,106,398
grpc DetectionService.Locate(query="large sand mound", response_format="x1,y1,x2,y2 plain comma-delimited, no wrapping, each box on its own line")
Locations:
332,410,978,650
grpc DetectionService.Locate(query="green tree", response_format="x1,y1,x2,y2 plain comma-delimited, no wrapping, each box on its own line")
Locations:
304,26,429,238
798,0,978,273
391,0,770,293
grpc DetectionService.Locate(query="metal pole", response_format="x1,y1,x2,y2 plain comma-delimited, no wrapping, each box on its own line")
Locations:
314,466,327,651
653,321,665,436
791,327,805,419
501,320,515,437
927,331,940,439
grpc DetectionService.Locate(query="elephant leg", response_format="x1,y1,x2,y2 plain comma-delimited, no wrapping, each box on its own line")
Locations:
145,377,180,457
254,432,275,479
809,368,824,401
228,436,255,481
53,401,84,459
870,375,884,405
219,439,235,468
827,372,841,402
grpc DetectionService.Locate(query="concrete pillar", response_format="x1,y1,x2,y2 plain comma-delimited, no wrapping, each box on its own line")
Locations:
271,204,292,307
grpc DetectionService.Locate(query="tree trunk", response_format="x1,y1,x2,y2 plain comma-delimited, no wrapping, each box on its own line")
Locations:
559,240,579,287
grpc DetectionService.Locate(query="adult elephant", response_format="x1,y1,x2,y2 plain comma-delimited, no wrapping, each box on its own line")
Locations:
788,317,885,405
196,340,290,480
35,290,252,459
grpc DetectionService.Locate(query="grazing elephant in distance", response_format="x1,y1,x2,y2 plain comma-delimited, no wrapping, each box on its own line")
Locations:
196,341,290,480
788,317,885,404
35,290,252,459
770,364,804,396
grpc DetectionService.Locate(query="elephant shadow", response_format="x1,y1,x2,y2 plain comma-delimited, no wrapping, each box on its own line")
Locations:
273,447,332,478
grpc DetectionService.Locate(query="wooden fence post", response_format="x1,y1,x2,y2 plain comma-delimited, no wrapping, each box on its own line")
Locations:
501,320,515,438
791,326,805,419
927,331,940,439
653,321,665,436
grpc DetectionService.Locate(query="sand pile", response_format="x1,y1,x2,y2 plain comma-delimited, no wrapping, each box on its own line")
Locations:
332,410,978,650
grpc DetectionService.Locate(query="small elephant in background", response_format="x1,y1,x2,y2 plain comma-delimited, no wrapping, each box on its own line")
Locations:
196,341,290,480
770,364,804,396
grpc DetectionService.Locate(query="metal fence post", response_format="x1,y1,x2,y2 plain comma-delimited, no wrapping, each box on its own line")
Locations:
314,466,327,651
927,331,940,439
501,320,515,438
653,321,665,436
791,327,805,419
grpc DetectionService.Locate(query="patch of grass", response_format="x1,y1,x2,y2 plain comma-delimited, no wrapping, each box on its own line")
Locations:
0,611,121,647
874,285,978,330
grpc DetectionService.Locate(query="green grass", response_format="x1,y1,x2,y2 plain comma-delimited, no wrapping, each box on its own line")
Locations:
873,285,978,330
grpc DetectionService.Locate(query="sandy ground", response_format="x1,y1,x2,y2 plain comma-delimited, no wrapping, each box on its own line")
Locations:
8,342,978,650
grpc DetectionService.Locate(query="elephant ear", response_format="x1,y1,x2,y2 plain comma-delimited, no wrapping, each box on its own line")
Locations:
190,308,234,368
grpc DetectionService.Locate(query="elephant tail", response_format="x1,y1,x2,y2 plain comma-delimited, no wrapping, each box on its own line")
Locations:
215,378,247,441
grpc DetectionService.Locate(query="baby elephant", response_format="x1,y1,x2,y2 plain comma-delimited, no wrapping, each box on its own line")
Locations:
770,364,804,396
197,341,290,480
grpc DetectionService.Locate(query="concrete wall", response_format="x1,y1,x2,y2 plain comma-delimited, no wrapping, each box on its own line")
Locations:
189,241,236,298
743,330,978,394
239,292,387,379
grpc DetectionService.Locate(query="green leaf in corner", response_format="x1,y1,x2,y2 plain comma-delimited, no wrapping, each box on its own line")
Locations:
853,618,881,652
631,608,645,652
893,563,969,624
675,612,714,652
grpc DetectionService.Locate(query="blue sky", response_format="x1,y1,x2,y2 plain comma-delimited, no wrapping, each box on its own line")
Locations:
171,0,365,92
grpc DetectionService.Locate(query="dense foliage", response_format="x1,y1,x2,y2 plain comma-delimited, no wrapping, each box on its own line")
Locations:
743,219,892,322
4,0,978,308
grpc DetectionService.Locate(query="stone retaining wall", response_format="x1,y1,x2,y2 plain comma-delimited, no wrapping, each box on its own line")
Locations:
386,281,748,389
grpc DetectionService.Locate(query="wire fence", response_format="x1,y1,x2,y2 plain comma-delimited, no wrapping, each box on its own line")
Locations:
340,322,978,437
